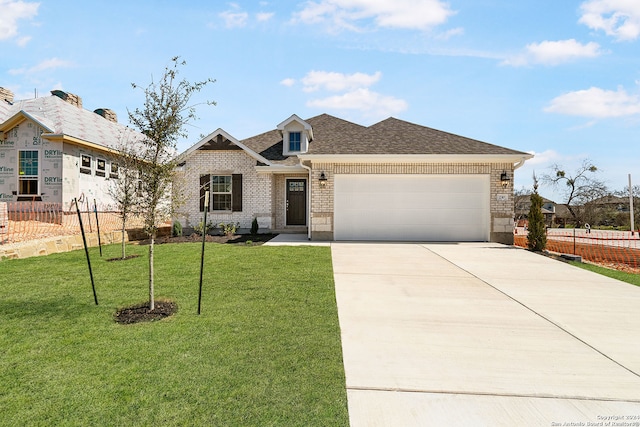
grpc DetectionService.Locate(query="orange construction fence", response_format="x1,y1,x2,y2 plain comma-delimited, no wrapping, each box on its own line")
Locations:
514,227,640,270
0,201,146,245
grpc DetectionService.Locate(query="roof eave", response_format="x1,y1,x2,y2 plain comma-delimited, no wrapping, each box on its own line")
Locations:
0,110,55,133
255,165,306,174
44,134,119,155
297,153,534,164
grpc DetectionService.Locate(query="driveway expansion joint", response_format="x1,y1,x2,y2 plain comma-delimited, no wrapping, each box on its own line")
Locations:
346,386,640,404
422,244,640,380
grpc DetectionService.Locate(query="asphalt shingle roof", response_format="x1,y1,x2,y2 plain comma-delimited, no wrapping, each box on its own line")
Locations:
0,95,140,150
240,113,528,165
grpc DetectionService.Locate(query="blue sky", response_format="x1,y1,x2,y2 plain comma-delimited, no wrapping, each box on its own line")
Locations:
2,0,639,201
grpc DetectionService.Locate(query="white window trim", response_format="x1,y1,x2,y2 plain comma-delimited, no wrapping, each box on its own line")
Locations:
80,153,92,175
96,158,107,177
17,149,39,196
109,162,119,179
211,174,232,212
282,130,308,156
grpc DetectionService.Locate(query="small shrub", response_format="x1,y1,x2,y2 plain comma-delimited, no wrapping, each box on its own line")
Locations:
193,221,213,236
250,217,259,235
245,240,253,246
172,221,183,237
218,222,240,236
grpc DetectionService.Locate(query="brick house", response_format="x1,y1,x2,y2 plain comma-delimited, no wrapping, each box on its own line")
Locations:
174,114,532,243
0,87,141,210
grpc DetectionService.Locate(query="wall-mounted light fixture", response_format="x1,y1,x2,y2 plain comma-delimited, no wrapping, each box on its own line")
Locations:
500,171,510,188
319,171,328,187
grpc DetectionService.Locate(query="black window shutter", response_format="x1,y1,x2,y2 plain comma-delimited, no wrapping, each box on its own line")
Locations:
200,174,210,212
232,174,242,212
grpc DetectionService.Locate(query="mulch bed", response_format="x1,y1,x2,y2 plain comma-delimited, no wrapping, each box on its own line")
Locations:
114,300,177,325
113,234,278,324
152,233,278,245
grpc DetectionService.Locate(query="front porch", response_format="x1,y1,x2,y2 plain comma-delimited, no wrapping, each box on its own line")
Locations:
271,225,308,234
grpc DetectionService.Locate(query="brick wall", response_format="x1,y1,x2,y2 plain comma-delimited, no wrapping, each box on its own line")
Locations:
489,163,515,244
273,173,308,230
175,150,273,230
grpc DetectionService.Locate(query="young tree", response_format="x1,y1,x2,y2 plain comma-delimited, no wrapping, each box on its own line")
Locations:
541,159,608,227
527,175,547,251
128,57,215,310
107,131,142,259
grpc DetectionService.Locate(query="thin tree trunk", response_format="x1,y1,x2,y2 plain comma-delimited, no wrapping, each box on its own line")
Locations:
121,220,126,259
149,232,155,310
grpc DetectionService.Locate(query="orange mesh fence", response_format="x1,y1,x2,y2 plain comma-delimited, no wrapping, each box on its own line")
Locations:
514,228,640,270
0,201,146,245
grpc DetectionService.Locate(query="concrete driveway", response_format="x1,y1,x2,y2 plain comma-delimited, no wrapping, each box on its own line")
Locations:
332,242,640,426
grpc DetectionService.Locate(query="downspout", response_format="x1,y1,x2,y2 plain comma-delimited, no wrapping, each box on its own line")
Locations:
300,161,312,240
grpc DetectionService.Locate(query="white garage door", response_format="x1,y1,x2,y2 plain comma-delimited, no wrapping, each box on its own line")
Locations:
334,174,490,241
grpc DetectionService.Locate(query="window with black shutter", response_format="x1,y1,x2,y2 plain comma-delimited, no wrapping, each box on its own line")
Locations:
200,174,242,212
232,174,242,212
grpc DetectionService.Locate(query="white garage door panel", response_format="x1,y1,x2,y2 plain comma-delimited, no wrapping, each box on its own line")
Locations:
334,174,489,241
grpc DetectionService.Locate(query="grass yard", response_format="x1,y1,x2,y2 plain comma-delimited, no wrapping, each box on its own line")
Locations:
569,261,640,287
0,243,349,426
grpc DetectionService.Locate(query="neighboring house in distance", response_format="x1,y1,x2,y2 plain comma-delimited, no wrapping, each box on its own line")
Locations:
515,195,557,226
590,195,630,213
175,113,532,244
0,87,141,210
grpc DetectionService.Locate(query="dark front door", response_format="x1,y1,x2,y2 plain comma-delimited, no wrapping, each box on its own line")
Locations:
286,179,307,226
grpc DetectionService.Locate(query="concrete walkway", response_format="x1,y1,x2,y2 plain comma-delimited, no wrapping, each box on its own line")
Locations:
332,242,640,426
263,233,330,246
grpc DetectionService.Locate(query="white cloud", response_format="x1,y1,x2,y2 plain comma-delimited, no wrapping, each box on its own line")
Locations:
8,57,72,75
524,149,561,166
0,0,39,41
544,87,640,118
307,88,408,118
293,0,455,32
301,70,382,92
287,69,407,120
436,27,464,40
219,7,249,28
502,39,603,67
16,35,31,46
256,12,275,22
579,0,640,41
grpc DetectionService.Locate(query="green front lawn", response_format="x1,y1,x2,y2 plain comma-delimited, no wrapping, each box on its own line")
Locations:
0,243,348,426
569,261,640,287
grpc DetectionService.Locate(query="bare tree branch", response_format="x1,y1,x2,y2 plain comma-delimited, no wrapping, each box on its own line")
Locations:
128,57,215,310
541,159,608,226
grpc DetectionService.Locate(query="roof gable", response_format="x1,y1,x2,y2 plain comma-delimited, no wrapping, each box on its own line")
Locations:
0,95,141,150
277,114,312,133
198,133,243,151
178,128,273,165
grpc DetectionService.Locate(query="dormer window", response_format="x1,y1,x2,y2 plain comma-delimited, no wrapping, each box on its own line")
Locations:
277,114,314,156
289,132,301,152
